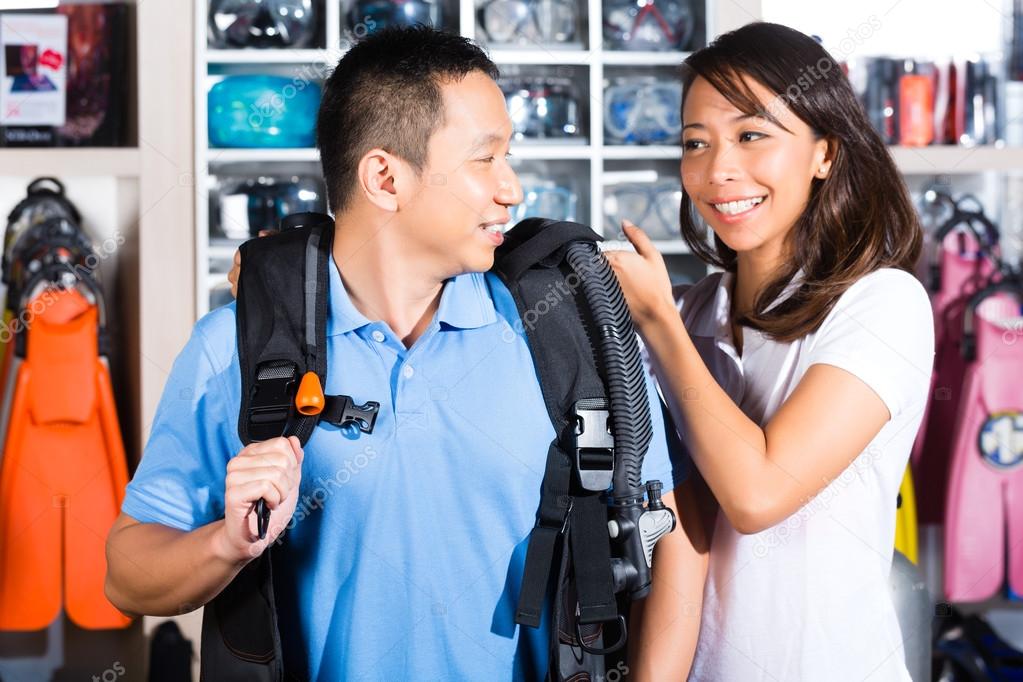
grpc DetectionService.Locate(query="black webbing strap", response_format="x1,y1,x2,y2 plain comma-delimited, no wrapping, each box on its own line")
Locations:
286,223,330,447
213,216,333,681
570,495,617,624
516,442,573,628
493,219,604,284
501,218,618,634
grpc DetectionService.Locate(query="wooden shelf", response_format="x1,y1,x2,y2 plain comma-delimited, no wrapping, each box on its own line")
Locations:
0,148,140,177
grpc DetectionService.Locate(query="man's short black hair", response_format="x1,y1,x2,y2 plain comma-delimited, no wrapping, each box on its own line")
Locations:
317,26,500,214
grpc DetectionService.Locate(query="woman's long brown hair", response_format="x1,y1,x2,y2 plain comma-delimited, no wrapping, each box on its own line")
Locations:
678,22,922,342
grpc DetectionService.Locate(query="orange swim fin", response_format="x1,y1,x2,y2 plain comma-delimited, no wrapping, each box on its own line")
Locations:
0,288,131,630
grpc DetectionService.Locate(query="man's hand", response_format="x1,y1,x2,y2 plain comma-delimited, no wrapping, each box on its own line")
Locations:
214,436,304,563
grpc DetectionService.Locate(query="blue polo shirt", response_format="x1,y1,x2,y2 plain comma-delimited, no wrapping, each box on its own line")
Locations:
122,256,684,681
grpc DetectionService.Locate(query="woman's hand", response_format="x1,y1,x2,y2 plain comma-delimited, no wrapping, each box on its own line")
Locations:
228,229,276,299
228,247,242,299
604,220,676,329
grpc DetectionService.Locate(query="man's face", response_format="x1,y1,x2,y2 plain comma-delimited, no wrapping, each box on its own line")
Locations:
399,71,524,276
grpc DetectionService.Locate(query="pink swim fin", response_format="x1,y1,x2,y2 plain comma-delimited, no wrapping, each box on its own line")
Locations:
914,231,997,524
944,294,1023,601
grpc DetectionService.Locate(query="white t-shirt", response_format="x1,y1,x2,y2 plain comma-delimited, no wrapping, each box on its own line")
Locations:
659,268,934,681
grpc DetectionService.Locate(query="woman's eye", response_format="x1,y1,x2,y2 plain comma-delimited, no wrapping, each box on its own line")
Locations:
479,156,495,163
683,139,705,151
739,131,766,142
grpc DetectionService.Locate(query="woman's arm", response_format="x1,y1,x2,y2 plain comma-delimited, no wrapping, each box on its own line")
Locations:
629,474,715,680
605,224,891,535
641,311,888,534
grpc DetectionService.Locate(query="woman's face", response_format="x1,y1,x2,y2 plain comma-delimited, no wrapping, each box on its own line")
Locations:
680,74,832,260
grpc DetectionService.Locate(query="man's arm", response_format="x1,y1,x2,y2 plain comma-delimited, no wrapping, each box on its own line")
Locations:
628,474,714,680
105,514,246,616
106,436,304,616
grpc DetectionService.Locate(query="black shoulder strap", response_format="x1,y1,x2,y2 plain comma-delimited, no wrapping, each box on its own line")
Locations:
493,218,618,634
205,212,384,682
202,215,333,682
236,218,332,446
493,218,603,282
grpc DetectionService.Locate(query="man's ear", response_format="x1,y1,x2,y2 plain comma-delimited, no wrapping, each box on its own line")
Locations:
357,149,402,212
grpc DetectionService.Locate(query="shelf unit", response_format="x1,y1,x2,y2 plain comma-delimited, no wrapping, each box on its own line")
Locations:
194,0,1023,316
194,0,720,315
0,2,202,679
0,148,141,177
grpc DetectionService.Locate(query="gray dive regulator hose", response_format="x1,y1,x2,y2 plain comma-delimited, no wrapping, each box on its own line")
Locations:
565,241,677,608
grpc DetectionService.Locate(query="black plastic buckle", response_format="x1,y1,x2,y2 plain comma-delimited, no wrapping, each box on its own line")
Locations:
321,395,380,434
248,361,299,442
572,400,614,492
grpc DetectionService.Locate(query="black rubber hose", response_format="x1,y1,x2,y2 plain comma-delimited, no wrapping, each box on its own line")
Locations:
565,242,652,500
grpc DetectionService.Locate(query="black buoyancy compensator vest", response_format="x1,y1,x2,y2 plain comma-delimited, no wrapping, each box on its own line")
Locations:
199,214,676,681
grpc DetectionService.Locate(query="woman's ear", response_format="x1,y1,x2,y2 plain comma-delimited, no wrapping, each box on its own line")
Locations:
357,149,401,212
814,137,838,179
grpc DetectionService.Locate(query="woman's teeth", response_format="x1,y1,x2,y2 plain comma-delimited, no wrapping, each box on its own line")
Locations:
713,196,765,215
482,223,505,234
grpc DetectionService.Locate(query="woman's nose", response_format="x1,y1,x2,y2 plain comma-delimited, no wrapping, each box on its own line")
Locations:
703,142,742,185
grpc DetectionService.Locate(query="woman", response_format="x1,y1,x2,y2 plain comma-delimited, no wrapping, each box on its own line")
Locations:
611,22,935,680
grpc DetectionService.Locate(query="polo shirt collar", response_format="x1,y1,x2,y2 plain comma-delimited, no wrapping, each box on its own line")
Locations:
696,268,805,340
326,257,497,337
435,271,498,330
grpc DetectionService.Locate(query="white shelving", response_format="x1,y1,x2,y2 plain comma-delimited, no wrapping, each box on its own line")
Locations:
603,239,693,254
194,0,712,316
511,144,592,159
889,146,1023,175
488,48,595,65
603,145,682,160
0,148,140,177
193,0,1023,317
206,48,334,64
652,240,693,254
602,51,693,65
207,148,320,164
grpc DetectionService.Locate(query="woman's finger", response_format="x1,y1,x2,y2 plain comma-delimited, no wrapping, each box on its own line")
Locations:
621,219,658,259
228,248,241,298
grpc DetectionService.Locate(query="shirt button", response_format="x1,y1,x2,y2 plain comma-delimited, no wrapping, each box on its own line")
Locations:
371,330,385,343
403,365,415,379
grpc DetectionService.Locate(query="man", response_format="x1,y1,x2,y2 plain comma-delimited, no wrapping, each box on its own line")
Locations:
106,26,705,680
